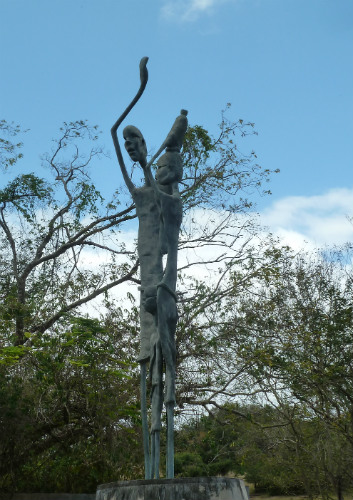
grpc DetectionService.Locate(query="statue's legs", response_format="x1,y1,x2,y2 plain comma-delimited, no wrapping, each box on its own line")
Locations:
165,347,176,478
151,430,160,479
150,340,163,478
140,361,151,478
157,287,177,479
166,401,174,478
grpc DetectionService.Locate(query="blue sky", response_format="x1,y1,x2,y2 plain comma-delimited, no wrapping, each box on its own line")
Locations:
1,0,353,248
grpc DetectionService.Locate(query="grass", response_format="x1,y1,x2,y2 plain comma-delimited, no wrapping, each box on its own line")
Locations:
252,496,309,500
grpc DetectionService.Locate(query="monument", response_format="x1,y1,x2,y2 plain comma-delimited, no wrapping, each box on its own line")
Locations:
110,56,186,479
97,57,248,500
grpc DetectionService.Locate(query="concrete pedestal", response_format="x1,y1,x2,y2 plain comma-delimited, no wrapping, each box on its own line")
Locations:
96,477,248,500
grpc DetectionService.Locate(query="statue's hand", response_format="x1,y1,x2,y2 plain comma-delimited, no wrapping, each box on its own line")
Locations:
139,57,149,87
141,159,150,171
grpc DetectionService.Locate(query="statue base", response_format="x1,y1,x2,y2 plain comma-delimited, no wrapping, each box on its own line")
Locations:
96,477,249,500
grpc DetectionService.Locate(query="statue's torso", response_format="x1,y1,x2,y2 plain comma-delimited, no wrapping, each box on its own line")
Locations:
133,186,163,285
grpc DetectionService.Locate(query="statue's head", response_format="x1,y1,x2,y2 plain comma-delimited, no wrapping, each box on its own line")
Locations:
156,151,183,189
123,125,147,165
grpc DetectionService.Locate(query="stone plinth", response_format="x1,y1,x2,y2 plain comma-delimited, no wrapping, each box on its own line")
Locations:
96,477,249,500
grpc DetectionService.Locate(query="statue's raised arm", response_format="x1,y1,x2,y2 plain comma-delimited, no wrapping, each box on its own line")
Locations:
111,57,149,194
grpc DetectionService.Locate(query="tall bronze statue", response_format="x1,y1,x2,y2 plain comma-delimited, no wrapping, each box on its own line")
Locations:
111,57,187,479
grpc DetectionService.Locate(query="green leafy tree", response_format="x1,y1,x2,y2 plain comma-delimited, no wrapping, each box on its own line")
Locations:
0,120,141,492
0,313,142,493
0,120,138,347
228,246,353,498
172,242,353,498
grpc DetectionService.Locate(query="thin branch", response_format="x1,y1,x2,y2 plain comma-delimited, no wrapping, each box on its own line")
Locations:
30,260,139,334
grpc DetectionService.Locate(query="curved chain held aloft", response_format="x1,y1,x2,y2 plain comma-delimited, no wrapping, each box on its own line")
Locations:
111,57,149,170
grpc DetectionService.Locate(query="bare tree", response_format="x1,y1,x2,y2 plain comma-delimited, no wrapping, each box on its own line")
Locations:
0,120,138,346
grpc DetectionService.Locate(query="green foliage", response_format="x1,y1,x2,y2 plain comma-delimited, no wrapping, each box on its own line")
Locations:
0,174,53,220
0,120,24,170
172,243,353,498
218,246,353,497
175,403,353,497
175,406,248,478
234,247,353,432
174,452,208,477
181,106,277,214
0,315,142,493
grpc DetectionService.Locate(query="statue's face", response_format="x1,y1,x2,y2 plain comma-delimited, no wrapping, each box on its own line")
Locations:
123,128,147,164
156,157,178,186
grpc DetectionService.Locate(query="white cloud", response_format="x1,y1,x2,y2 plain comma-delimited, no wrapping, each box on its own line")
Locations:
79,188,353,315
260,187,353,250
160,0,232,22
